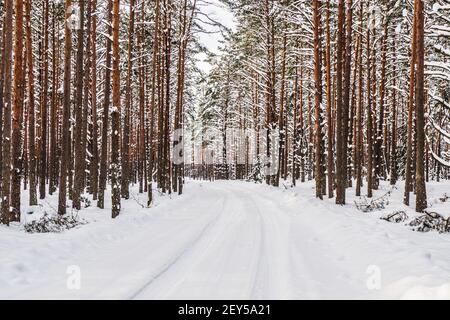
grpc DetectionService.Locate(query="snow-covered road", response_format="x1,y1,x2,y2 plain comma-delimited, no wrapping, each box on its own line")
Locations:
1,180,450,299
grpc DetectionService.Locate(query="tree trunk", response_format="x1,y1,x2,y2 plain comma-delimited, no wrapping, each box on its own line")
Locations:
111,0,121,218
39,0,49,200
313,0,324,199
325,0,334,198
355,0,364,196
390,36,398,185
97,0,113,209
404,0,418,206
10,0,25,221
81,0,93,194
90,0,99,200
366,8,373,198
341,0,352,192
335,0,346,204
138,0,145,194
26,0,37,206
58,0,73,215
148,0,160,206
414,0,427,212
374,21,388,185
121,0,134,200
49,1,58,195
1,0,13,224
73,0,85,210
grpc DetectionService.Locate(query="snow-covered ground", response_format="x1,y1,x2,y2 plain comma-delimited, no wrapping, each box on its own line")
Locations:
0,179,449,300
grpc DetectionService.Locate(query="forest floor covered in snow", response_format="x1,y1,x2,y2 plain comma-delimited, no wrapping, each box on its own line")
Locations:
0,179,450,300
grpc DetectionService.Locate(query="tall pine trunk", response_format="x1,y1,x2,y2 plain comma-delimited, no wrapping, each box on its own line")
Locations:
58,0,73,215
404,0,418,206
121,0,134,200
366,8,373,198
335,0,346,204
148,0,160,206
97,0,113,209
39,0,49,200
313,0,324,199
111,0,121,218
73,0,85,210
414,0,427,212
325,0,333,198
90,0,99,200
26,0,37,206
1,0,13,224
10,0,25,221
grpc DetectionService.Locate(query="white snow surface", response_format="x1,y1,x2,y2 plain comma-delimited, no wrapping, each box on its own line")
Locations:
1,180,450,300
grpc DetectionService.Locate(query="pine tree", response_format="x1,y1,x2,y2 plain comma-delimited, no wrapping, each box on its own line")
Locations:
58,0,73,215
98,0,113,210
73,0,85,210
111,0,121,218
0,0,13,225
414,0,427,213
10,0,25,221
39,0,49,200
121,0,135,200
404,0,418,206
26,0,37,206
335,0,346,204
313,0,324,199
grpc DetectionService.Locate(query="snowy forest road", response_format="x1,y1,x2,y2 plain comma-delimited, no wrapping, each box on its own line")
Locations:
132,183,294,299
2,181,450,299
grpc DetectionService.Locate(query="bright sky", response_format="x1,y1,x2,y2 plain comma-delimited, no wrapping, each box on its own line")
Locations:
196,0,236,73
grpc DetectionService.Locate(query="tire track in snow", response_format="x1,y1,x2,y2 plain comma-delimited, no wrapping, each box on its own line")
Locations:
245,188,293,299
216,183,265,299
129,195,227,299
132,183,264,299
245,184,365,298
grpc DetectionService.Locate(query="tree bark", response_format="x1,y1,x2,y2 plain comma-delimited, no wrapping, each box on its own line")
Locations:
414,0,427,212
26,0,37,206
366,8,373,198
49,1,58,195
121,0,135,200
111,0,121,218
355,0,364,196
58,0,73,215
390,36,398,185
1,0,13,224
39,0,49,200
97,0,113,209
313,0,324,199
335,0,346,204
73,0,85,210
90,0,99,200
404,0,418,206
148,0,160,206
10,0,25,221
325,0,334,198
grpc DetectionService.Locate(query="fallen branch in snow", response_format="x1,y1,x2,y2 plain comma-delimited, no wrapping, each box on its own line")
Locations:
24,213,87,234
381,211,409,223
409,211,450,234
355,189,393,213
